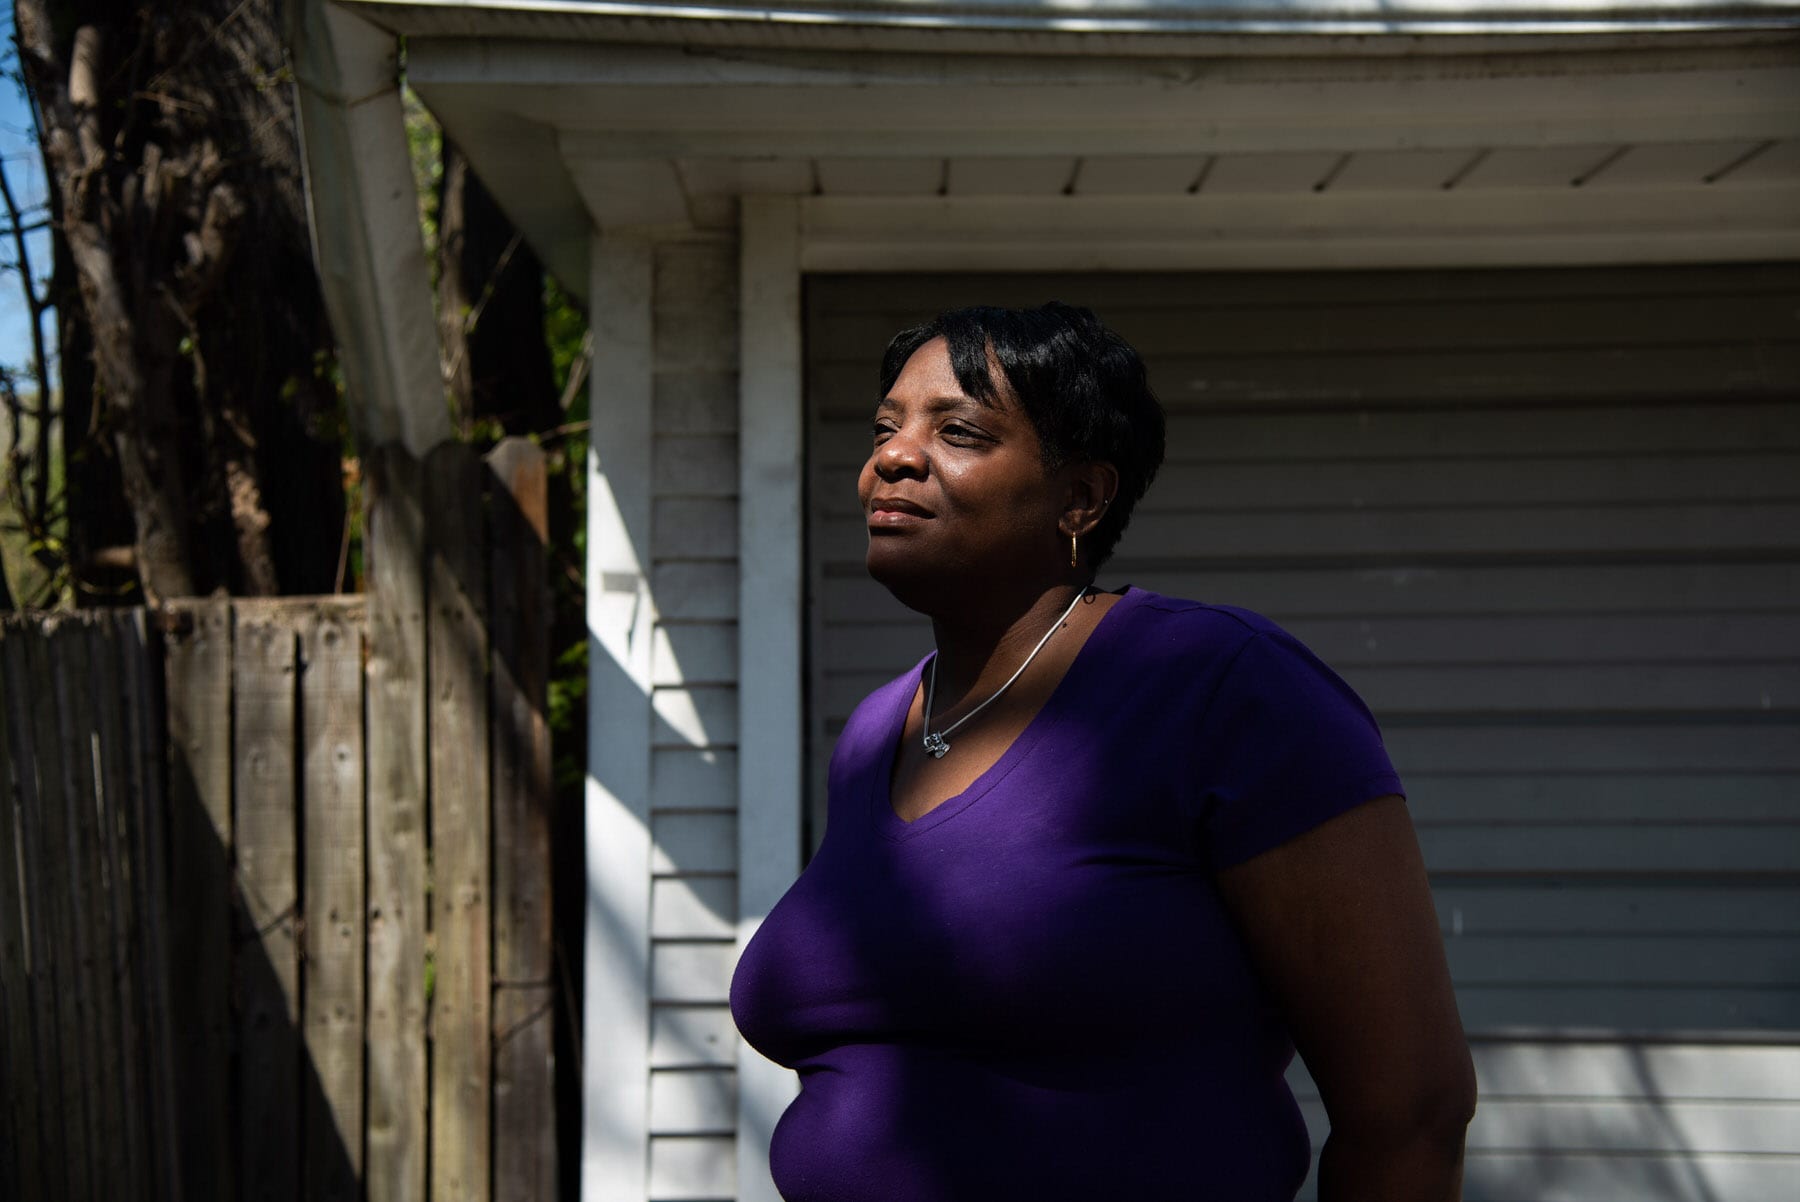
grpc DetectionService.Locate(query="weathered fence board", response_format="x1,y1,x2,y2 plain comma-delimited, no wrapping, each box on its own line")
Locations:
428,441,494,1201
489,437,557,1201
0,439,555,1202
166,598,235,1201
29,626,92,1200
118,608,181,1201
2,630,61,1199
365,445,430,1202
234,611,301,1202
64,619,130,1202
0,626,43,1202
302,605,367,1202
87,615,146,1198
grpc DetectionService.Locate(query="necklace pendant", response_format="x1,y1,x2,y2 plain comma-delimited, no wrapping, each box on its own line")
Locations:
922,731,950,758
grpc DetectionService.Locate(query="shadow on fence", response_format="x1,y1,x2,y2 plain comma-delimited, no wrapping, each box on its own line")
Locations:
0,437,561,1202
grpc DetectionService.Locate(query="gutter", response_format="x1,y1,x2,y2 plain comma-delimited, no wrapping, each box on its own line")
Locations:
346,0,1800,39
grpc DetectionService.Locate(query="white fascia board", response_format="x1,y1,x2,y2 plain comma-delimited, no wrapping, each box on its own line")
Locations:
349,0,1800,40
413,39,1800,155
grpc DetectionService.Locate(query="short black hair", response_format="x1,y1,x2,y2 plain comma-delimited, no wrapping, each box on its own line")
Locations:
879,302,1165,571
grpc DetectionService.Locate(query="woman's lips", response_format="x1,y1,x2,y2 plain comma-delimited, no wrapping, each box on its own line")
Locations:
867,497,933,527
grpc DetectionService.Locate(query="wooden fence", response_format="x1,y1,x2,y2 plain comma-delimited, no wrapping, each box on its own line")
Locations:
0,439,557,1202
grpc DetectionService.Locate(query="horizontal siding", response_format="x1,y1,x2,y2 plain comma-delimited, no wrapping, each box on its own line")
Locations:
815,293,1800,358
824,612,1800,669
814,344,1800,405
650,1068,737,1134
823,562,1800,618
652,562,738,621
807,266,1800,312
648,1134,734,1200
654,434,739,497
651,1006,738,1069
652,749,738,811
652,877,738,941
805,264,1800,1198
652,943,736,1005
816,501,1800,561
650,813,736,876
650,236,744,1193
654,624,738,686
820,665,1796,715
814,400,1800,464
1432,885,1800,934
653,686,738,748
1292,1044,1800,1201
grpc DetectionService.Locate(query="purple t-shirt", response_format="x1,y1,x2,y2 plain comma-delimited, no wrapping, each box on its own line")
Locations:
731,587,1404,1202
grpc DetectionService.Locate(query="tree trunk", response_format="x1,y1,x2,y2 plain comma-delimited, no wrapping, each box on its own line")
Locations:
437,139,560,438
17,0,345,601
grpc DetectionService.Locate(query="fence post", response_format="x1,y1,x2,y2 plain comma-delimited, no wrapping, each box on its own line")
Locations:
427,441,493,1200
487,438,555,1201
365,445,430,1202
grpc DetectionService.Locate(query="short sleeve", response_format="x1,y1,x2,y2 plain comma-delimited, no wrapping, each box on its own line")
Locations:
1186,628,1404,871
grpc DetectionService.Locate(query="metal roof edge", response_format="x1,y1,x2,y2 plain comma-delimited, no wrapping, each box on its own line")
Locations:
341,0,1800,54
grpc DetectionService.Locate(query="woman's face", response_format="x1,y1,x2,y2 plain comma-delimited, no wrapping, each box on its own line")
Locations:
858,337,1068,605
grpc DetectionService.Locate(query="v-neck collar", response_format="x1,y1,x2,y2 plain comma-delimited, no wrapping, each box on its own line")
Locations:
869,585,1148,842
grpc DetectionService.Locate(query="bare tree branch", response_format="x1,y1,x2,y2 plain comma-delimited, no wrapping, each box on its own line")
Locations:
0,155,56,528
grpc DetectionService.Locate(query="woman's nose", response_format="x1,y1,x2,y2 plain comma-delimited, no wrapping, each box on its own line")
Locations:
875,429,926,478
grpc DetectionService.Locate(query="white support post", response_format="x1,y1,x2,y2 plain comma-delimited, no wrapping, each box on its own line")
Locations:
736,197,805,1202
584,232,656,1202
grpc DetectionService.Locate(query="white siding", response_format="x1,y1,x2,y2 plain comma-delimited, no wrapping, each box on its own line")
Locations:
649,237,742,1200
804,264,1800,1198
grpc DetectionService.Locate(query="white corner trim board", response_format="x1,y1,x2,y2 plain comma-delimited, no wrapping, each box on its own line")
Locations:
736,196,805,1202
584,232,657,1202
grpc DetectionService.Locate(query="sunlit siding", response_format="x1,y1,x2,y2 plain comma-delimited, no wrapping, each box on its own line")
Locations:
648,237,741,1201
805,264,1800,1200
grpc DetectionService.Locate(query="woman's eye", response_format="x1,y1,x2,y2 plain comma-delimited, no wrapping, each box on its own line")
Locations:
871,421,895,442
941,423,984,443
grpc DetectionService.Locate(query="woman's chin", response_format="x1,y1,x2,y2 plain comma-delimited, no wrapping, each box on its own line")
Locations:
864,543,952,615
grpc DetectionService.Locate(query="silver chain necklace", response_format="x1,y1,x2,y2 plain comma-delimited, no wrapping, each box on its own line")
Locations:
921,586,1090,759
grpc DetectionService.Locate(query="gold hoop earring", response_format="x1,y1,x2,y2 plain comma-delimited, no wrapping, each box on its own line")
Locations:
1070,533,1079,568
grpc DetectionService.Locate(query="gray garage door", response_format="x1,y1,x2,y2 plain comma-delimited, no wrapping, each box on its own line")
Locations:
804,264,1800,1199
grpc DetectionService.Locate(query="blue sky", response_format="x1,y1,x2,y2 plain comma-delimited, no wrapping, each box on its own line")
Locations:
0,11,55,386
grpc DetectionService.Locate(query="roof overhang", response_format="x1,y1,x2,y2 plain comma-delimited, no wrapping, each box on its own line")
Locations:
338,0,1800,296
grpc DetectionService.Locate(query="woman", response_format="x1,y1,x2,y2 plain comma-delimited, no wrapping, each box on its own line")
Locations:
731,303,1475,1201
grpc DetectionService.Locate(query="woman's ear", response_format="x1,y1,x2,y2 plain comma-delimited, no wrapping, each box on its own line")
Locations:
1061,461,1121,537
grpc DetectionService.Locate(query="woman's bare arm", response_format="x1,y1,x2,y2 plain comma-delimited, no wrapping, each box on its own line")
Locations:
1216,795,1476,1202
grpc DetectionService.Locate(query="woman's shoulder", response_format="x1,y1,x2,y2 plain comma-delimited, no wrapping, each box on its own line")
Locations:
1114,586,1297,657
